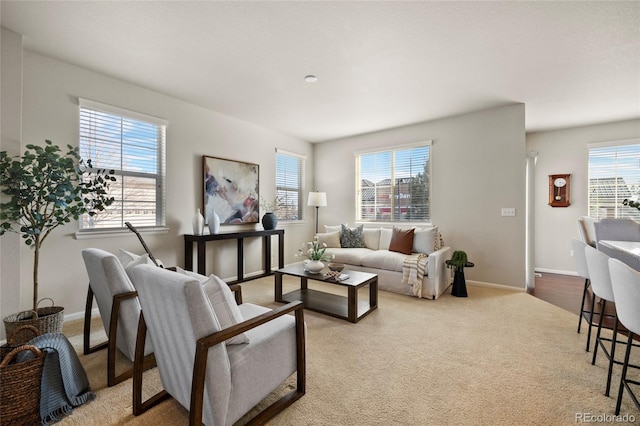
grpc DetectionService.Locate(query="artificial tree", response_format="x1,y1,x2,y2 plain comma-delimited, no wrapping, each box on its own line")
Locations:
0,140,115,314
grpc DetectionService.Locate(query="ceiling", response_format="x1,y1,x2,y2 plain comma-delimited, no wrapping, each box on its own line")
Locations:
1,1,639,143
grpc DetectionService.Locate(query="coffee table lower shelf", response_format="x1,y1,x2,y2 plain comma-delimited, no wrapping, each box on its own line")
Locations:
274,264,378,323
280,288,373,322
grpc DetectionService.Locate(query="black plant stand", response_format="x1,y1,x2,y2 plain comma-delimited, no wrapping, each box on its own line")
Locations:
446,261,474,297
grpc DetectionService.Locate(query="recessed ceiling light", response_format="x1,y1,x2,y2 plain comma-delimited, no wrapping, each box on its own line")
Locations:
304,75,318,83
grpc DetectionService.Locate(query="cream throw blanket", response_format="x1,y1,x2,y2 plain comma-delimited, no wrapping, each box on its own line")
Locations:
402,253,428,298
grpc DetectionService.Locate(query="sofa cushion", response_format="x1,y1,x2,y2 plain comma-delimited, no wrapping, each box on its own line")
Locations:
315,231,341,248
363,228,381,250
378,228,393,250
341,224,366,248
361,249,407,273
389,227,415,255
324,248,373,265
413,226,437,254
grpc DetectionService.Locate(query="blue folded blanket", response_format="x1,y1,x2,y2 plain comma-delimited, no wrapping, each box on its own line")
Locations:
17,333,95,425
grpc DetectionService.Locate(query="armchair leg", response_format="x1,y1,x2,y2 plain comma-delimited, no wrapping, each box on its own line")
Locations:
83,286,108,355
85,286,158,387
133,312,169,416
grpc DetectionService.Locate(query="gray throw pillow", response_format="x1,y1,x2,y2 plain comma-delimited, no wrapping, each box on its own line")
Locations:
341,224,366,248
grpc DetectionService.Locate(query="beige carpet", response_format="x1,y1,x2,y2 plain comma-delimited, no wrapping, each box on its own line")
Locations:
58,276,640,425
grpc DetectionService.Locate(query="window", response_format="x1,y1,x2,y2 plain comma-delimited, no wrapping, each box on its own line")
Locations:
275,149,305,221
355,141,431,222
78,99,167,230
588,139,640,221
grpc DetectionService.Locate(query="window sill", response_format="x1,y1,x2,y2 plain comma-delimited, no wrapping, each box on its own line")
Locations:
75,227,169,240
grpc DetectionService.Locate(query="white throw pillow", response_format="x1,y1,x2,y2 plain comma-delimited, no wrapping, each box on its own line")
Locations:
117,248,142,268
413,227,437,254
315,231,341,248
175,267,248,345
378,228,393,250
363,228,381,250
123,253,156,284
324,224,344,235
117,248,164,268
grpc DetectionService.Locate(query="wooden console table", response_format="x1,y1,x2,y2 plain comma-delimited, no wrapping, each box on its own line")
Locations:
184,229,284,284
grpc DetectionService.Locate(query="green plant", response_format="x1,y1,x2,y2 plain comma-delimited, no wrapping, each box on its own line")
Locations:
448,250,468,271
0,140,116,311
296,238,333,262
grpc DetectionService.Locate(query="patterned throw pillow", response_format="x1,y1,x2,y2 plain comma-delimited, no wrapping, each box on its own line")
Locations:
341,224,366,248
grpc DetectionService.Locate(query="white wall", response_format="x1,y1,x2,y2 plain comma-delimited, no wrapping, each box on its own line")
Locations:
3,50,314,320
314,104,527,288
527,119,640,274
1,27,23,339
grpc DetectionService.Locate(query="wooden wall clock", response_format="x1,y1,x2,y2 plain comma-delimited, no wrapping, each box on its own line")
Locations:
549,174,571,207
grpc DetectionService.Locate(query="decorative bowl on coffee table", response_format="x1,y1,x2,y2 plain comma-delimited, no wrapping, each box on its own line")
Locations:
328,262,345,272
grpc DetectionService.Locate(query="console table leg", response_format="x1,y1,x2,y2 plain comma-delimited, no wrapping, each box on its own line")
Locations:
197,241,206,275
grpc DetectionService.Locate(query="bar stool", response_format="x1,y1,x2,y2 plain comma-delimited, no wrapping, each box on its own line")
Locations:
608,258,640,415
572,239,595,351
584,245,619,396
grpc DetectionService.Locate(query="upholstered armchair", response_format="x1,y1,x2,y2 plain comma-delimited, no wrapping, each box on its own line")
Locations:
81,248,156,386
131,264,306,426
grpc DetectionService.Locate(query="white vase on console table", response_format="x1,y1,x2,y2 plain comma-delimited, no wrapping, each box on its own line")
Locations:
192,208,204,235
207,208,220,234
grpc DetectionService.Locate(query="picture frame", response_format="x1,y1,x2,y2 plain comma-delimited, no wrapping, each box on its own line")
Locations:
203,155,260,225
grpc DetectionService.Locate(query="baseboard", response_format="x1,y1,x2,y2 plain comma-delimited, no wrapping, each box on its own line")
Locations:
466,280,525,292
534,268,578,276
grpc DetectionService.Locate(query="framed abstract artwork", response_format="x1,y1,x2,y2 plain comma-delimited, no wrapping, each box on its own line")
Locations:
203,155,259,225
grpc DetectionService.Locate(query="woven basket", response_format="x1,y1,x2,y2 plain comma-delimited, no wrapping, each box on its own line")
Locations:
0,325,40,360
3,299,64,345
0,345,45,425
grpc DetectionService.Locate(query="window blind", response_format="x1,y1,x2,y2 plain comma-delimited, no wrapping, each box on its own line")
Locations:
588,139,640,220
275,149,305,221
355,141,431,222
79,99,167,230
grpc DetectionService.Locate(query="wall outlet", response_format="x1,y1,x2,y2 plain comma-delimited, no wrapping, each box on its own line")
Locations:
501,208,516,217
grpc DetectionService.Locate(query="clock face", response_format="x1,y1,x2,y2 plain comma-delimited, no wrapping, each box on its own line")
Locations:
554,177,567,187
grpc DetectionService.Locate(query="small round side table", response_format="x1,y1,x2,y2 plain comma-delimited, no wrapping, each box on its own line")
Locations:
445,260,474,297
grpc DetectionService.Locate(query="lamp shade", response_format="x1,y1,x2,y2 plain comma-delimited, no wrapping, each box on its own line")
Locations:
307,191,327,207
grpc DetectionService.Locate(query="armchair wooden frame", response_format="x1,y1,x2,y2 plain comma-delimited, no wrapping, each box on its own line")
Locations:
83,285,156,387
132,293,305,426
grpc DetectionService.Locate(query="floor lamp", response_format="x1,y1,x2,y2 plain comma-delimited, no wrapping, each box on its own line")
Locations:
308,191,327,234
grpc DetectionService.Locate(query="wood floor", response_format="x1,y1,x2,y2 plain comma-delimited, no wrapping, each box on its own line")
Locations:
530,272,585,314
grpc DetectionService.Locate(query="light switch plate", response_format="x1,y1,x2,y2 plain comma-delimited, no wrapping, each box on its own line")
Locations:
501,208,516,217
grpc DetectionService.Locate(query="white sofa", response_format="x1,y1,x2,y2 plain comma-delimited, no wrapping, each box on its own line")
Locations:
316,225,452,300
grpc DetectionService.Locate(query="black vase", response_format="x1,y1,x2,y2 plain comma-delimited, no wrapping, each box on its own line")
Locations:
262,212,278,230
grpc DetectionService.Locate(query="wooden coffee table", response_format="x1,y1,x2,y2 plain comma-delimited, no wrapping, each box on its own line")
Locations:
274,263,378,323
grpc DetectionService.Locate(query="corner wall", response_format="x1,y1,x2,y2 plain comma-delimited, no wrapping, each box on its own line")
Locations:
10,50,313,318
314,104,527,289
1,28,23,336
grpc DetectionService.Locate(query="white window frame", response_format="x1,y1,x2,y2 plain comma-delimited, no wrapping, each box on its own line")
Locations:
77,98,167,234
588,138,640,221
355,141,432,223
275,148,306,222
